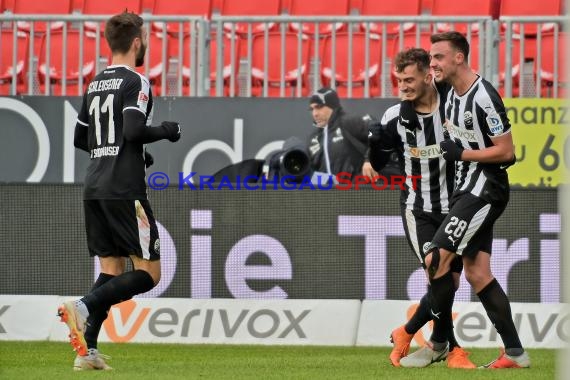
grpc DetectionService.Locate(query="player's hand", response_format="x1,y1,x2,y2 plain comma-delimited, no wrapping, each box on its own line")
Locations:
440,139,464,162
162,121,181,142
361,161,378,180
144,151,154,168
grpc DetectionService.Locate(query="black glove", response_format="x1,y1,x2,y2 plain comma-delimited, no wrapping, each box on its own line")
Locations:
440,139,464,162
144,151,154,168
162,121,181,142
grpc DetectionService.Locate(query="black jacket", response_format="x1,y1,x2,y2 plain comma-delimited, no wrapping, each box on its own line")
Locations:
307,108,369,177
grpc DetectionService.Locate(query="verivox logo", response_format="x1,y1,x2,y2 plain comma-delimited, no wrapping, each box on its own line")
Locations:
403,303,570,347
103,300,151,342
102,300,311,342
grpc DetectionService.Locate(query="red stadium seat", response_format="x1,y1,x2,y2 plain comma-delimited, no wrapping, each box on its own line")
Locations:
536,32,567,97
359,0,421,35
391,31,432,53
221,0,281,35
250,32,311,97
390,32,521,96
500,0,563,36
468,34,522,95
82,0,142,33
152,0,211,36
0,30,29,95
11,0,72,33
38,30,98,95
321,32,383,97
432,0,499,34
168,33,240,96
288,0,350,36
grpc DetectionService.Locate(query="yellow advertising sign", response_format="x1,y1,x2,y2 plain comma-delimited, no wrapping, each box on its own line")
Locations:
504,98,569,187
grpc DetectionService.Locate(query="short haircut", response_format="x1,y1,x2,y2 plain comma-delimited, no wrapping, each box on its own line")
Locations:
394,48,431,73
104,12,144,55
430,31,470,61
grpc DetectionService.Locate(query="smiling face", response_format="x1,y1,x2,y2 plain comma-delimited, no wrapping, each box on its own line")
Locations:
430,40,462,84
310,103,333,128
395,63,432,102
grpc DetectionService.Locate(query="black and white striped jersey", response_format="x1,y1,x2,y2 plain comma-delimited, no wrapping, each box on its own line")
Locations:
444,75,512,199
379,86,454,213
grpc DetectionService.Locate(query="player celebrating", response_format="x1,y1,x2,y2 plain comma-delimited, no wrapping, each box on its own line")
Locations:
369,47,475,369
58,12,181,370
401,31,528,369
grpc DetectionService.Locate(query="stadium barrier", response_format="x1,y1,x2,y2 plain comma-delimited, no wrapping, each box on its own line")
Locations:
0,295,568,348
0,14,567,97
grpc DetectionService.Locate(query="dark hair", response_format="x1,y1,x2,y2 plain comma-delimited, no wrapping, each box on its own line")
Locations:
394,48,431,73
430,31,470,61
104,12,144,54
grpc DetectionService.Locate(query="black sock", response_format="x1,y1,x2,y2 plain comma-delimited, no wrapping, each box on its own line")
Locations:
81,270,155,313
447,328,460,350
84,273,115,350
477,278,523,355
428,271,455,344
405,289,432,334
447,284,460,350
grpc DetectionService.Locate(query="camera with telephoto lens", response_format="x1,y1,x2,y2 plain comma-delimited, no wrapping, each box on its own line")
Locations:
266,137,312,183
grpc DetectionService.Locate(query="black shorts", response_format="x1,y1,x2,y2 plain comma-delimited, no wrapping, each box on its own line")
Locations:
432,192,507,258
84,199,160,260
401,208,463,273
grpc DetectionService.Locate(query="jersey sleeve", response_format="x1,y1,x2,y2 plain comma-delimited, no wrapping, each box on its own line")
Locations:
76,92,89,126
477,82,511,138
123,74,151,116
369,109,399,171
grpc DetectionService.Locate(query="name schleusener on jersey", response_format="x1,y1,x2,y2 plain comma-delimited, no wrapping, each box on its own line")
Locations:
87,78,124,94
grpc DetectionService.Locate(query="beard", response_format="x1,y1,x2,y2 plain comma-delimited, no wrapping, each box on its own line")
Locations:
135,43,146,67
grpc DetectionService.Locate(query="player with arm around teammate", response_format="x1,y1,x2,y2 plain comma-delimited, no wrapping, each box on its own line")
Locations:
369,48,475,369
401,31,528,369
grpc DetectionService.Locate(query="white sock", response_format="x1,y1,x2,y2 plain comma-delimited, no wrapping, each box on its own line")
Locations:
74,300,89,319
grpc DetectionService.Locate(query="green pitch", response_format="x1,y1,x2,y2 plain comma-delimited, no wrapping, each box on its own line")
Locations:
0,341,559,379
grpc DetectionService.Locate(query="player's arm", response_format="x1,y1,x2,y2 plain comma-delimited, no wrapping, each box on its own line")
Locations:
348,114,378,178
122,76,181,144
441,93,514,164
461,132,514,163
123,109,180,143
368,112,397,171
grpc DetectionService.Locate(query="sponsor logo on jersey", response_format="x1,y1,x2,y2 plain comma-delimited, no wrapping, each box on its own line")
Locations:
446,122,478,142
486,112,504,135
137,91,149,110
408,144,442,159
